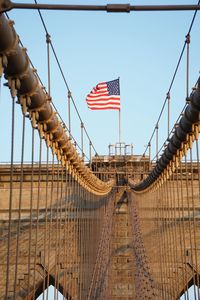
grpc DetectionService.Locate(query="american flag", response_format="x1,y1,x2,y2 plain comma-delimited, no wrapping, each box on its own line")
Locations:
86,79,120,110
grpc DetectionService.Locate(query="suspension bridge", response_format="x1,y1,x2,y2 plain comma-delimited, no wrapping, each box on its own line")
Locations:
1,2,200,299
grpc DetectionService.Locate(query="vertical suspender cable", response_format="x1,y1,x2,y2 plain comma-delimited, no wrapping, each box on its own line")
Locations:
67,173,72,297
185,32,198,298
5,95,15,298
175,166,187,298
148,142,151,171
185,153,197,299
62,166,68,299
68,90,71,136
33,137,42,298
45,27,51,300
89,141,92,169
195,135,200,298
13,113,26,298
189,146,199,296
46,33,51,95
167,92,170,138
80,180,83,298
186,33,190,99
81,122,84,159
56,162,63,299
43,146,49,300
46,153,55,300
164,177,172,295
156,123,159,161
74,175,78,298
54,159,59,299
180,159,189,299
157,188,164,298
27,127,35,297
171,171,179,295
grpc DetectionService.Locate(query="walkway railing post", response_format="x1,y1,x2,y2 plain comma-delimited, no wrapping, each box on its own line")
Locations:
148,142,151,171
46,33,51,96
167,92,170,138
68,90,71,136
156,123,159,162
186,33,190,99
89,141,92,169
81,122,84,160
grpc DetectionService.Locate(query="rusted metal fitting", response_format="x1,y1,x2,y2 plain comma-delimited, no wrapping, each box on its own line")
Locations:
185,33,190,44
0,0,13,13
31,112,37,128
46,33,51,44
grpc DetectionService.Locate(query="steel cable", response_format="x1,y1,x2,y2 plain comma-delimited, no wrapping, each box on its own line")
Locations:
142,0,200,159
32,137,42,298
33,0,99,157
13,113,26,298
5,95,15,299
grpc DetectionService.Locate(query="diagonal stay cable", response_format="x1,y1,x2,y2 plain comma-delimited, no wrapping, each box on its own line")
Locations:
151,71,200,163
142,0,200,158
33,0,99,156
151,103,187,162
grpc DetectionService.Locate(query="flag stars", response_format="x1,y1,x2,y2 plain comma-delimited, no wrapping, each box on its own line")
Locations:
107,79,120,96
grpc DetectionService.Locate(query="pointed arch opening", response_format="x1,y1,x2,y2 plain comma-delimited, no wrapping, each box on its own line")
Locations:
34,274,71,300
37,285,63,300
179,284,200,299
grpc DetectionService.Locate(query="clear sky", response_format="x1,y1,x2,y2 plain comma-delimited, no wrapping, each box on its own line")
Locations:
1,0,200,162
37,286,63,299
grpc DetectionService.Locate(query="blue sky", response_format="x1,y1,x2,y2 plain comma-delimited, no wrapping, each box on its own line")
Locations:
1,0,200,162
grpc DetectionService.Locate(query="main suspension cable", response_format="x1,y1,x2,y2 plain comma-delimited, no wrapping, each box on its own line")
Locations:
4,12,90,161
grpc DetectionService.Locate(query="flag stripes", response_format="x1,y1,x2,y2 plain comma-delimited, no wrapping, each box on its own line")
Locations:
86,79,120,110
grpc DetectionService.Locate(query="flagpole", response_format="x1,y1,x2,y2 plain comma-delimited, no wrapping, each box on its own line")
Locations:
119,108,121,143
118,77,121,147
